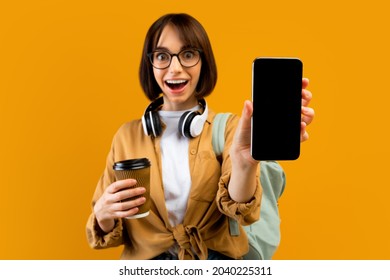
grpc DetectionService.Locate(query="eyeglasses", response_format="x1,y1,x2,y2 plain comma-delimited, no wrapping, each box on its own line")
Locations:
147,48,202,69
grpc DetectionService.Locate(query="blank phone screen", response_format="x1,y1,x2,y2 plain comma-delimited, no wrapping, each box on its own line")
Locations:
251,58,302,160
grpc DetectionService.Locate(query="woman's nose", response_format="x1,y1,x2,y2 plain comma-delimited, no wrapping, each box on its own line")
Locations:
169,56,183,72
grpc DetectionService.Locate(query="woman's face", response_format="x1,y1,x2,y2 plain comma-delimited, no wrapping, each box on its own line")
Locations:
153,24,202,111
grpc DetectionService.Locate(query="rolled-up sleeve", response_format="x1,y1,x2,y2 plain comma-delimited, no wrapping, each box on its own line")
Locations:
216,168,261,225
86,214,124,249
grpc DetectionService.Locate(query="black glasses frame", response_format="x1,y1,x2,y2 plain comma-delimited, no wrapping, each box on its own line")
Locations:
147,48,202,70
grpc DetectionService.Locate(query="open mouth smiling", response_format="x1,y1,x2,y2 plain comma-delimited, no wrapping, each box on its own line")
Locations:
165,79,188,90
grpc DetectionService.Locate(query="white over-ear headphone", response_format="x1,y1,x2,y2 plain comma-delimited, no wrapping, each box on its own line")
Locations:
141,96,208,138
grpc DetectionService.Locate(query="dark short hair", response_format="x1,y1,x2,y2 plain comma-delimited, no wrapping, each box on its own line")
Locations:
139,13,217,101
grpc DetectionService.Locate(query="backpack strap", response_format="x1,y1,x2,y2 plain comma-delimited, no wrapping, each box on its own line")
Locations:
212,113,231,156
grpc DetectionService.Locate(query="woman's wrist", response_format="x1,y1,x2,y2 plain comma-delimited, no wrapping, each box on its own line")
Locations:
96,217,116,234
94,202,116,234
229,145,259,171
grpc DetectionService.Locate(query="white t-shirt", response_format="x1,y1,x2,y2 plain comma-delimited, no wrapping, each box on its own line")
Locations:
158,105,200,226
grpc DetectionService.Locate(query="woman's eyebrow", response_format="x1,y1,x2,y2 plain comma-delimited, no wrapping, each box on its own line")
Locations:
154,45,192,52
154,46,170,52
153,47,170,53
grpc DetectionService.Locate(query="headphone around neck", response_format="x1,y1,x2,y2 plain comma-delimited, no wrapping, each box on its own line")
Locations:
141,96,208,138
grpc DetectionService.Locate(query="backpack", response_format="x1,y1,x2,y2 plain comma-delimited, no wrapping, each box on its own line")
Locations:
212,113,286,260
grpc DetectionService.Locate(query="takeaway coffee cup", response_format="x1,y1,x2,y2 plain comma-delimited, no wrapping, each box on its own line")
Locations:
113,158,151,219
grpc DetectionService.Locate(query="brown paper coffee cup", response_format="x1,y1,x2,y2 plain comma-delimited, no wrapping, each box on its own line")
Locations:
113,158,151,219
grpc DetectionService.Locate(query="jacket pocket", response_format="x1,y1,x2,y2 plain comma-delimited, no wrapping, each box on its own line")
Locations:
190,150,221,202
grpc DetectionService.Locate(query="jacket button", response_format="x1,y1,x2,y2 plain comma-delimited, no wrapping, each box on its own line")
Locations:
190,149,196,155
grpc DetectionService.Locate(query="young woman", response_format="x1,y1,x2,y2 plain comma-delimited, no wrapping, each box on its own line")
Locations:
86,13,314,260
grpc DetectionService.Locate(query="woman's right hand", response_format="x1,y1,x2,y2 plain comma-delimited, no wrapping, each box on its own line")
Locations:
93,179,146,233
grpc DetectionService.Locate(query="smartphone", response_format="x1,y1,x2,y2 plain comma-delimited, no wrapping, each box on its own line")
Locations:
251,57,303,160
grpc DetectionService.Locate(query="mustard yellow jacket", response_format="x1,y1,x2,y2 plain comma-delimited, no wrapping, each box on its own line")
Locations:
86,110,262,259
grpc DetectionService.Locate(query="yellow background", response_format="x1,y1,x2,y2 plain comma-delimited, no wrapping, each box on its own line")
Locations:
1,0,389,259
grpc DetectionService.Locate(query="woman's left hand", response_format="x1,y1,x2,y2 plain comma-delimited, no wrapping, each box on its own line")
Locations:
231,77,315,160
228,78,315,202
230,100,258,165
